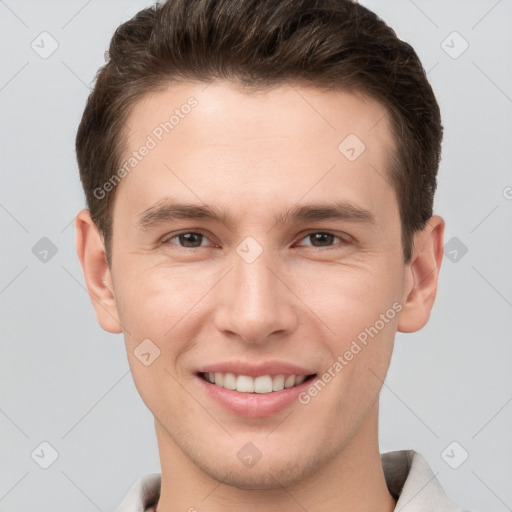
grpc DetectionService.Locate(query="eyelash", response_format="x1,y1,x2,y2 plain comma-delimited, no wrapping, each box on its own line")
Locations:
161,230,351,250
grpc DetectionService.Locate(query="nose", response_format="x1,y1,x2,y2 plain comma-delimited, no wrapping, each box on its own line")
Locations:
214,246,299,345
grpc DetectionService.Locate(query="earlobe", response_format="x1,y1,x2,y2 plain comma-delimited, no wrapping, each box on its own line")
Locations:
75,209,123,334
397,215,445,333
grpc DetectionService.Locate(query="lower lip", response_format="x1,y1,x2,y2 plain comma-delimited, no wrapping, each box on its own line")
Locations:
196,375,314,418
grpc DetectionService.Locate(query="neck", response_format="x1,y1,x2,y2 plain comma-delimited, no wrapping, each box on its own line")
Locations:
154,402,396,512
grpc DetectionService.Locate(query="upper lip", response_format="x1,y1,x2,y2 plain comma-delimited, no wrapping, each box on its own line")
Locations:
197,360,317,378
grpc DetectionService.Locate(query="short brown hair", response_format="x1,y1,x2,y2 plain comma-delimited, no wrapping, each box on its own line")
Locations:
76,0,443,264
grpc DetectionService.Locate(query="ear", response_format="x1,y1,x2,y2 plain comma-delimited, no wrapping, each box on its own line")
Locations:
75,209,123,334
397,215,445,333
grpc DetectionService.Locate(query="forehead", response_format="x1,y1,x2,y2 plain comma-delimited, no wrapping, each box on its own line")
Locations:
115,80,397,223
125,80,394,152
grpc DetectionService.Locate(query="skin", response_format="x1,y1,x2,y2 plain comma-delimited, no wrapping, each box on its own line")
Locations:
76,81,444,512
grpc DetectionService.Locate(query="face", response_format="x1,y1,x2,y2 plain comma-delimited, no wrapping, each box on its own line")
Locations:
78,81,441,490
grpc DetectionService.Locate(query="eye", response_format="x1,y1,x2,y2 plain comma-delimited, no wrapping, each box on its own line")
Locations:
161,230,350,250
163,231,211,248
295,231,348,248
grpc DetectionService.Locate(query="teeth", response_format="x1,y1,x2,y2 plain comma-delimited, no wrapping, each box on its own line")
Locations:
236,375,254,393
203,372,310,394
214,372,224,387
254,375,273,393
294,375,306,385
272,374,285,391
284,375,295,388
223,372,236,390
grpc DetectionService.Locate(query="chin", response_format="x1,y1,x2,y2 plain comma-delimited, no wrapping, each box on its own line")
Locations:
197,458,309,490
182,438,335,491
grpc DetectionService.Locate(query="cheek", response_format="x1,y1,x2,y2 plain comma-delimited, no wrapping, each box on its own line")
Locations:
296,264,401,402
117,276,200,408
126,352,195,431
298,262,403,338
305,317,396,430
114,263,203,339
114,267,210,411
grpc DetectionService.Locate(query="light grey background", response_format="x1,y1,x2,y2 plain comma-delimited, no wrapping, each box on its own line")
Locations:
1,1,511,511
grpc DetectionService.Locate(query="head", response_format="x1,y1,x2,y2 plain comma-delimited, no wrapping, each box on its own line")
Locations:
75,0,444,491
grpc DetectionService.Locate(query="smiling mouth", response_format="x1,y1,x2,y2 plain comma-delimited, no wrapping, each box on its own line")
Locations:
198,372,317,394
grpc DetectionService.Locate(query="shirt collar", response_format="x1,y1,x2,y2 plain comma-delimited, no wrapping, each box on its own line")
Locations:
381,450,462,511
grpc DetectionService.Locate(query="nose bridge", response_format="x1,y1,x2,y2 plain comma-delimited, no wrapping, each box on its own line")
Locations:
234,245,274,308
214,239,298,343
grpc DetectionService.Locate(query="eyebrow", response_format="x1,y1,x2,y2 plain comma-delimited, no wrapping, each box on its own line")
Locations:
136,197,375,231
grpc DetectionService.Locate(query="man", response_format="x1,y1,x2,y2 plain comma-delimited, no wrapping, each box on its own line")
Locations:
74,0,467,510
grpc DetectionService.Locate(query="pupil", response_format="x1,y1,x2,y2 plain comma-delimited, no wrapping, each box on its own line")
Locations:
180,233,201,247
312,232,333,246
